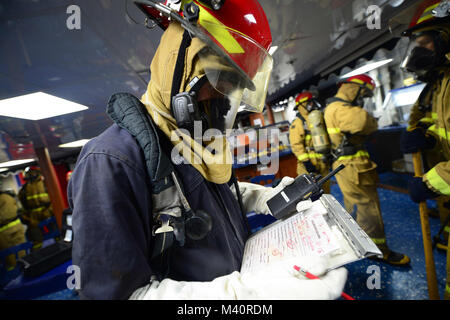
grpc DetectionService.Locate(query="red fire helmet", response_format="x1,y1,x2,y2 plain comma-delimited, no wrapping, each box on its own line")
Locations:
295,92,314,106
340,74,376,93
136,0,273,113
403,0,450,37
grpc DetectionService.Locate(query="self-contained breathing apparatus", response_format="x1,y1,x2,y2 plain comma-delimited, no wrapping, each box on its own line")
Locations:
295,94,332,162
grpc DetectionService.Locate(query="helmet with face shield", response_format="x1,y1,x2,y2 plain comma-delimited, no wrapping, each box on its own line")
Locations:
295,92,322,113
401,0,450,81
136,0,273,133
24,166,41,182
338,74,376,107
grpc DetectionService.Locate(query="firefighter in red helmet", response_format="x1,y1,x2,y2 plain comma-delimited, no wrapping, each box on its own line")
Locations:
324,74,411,266
289,92,331,193
68,0,347,300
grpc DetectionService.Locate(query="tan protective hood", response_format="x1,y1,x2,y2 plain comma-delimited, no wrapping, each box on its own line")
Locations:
335,83,361,104
141,22,233,184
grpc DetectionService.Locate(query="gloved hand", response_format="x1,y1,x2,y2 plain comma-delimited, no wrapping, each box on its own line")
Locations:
129,256,348,300
408,177,439,203
233,176,295,215
400,128,436,154
303,160,317,173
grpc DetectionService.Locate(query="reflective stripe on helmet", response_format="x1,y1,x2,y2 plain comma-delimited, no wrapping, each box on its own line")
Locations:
198,7,245,54
349,78,375,91
417,2,441,25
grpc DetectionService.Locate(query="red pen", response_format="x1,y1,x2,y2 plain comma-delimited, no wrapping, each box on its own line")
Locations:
293,265,355,300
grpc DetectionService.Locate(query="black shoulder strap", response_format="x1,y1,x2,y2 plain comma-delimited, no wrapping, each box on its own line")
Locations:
170,30,192,111
326,97,351,105
106,92,174,194
229,171,251,236
296,111,306,124
295,112,310,133
417,83,433,113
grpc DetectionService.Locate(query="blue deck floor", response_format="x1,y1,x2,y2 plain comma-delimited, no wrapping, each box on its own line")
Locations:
330,182,448,300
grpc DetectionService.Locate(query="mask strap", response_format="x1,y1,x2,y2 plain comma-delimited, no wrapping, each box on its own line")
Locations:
170,30,192,113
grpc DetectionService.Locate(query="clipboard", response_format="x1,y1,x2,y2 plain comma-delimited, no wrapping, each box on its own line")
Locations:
240,194,382,274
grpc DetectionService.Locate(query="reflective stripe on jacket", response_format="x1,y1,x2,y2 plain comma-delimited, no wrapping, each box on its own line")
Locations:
423,69,450,195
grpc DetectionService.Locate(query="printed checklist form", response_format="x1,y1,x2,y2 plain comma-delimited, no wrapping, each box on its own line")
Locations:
241,195,382,274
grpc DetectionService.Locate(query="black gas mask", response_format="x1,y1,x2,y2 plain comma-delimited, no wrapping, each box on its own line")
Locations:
172,90,234,138
200,98,232,133
404,46,441,81
402,30,449,82
352,86,373,108
304,99,322,113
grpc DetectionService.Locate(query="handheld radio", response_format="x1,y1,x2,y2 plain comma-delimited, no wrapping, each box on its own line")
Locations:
267,164,345,220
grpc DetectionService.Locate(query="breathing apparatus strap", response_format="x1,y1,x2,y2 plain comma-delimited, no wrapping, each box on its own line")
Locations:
230,171,251,236
296,112,310,135
170,30,192,109
417,82,433,113
326,97,352,106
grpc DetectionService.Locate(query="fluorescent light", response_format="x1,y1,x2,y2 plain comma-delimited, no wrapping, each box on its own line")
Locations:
341,59,393,79
269,46,278,56
0,159,35,168
0,168,8,173
0,92,89,120
59,139,91,148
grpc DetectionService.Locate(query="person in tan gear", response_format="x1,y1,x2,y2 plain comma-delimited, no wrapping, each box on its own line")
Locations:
324,74,410,266
0,188,26,271
18,166,54,250
289,91,330,193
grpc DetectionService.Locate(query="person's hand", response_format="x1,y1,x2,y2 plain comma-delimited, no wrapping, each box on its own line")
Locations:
233,177,295,215
258,176,295,215
408,177,439,203
238,256,347,300
130,256,348,300
400,128,436,154
303,160,317,173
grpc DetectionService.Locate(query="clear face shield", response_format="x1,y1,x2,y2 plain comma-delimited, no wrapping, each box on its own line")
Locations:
302,99,323,112
195,21,273,133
